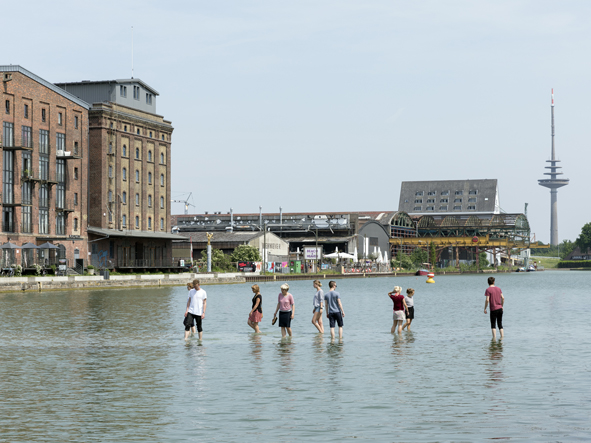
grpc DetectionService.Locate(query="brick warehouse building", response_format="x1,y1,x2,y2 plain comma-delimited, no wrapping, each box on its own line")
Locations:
0,66,89,270
55,78,183,270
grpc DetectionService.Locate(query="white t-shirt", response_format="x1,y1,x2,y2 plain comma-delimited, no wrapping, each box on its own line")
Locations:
188,288,207,315
404,295,414,308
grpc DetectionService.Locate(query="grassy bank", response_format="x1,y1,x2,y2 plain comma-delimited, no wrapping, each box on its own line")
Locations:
534,257,560,269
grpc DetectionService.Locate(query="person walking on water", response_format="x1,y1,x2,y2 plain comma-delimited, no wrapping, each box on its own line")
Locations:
184,279,207,340
273,284,295,337
248,284,263,333
389,286,408,334
484,276,504,339
311,280,324,333
401,288,415,331
324,281,345,339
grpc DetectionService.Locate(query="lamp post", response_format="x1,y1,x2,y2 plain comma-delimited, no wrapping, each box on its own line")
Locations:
263,220,267,274
206,232,213,272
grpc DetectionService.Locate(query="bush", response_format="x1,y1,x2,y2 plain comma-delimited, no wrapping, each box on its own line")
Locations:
231,245,261,262
557,260,591,268
87,265,95,270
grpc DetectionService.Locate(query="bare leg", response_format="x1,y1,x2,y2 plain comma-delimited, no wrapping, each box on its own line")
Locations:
499,328,504,338
391,322,396,334
402,319,409,330
406,319,412,331
318,316,324,333
338,326,343,339
191,326,196,335
248,320,257,331
286,327,292,337
281,327,286,337
253,322,260,333
330,327,335,339
184,330,190,340
312,312,323,333
397,320,403,334
198,331,203,340
491,328,497,339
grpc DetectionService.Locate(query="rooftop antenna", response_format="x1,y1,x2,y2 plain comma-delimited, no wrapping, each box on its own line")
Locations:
131,26,134,79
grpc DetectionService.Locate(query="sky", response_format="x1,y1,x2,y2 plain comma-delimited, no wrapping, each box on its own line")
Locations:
4,0,590,244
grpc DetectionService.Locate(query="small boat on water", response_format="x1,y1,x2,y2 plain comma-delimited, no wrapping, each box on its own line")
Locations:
415,263,433,276
526,265,536,272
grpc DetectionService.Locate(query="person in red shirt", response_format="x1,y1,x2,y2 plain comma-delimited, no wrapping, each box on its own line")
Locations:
484,276,505,339
388,286,409,334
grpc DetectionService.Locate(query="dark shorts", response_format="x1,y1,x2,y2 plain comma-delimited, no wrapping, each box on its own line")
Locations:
407,306,414,320
279,311,292,328
490,308,503,330
185,313,203,332
328,311,343,328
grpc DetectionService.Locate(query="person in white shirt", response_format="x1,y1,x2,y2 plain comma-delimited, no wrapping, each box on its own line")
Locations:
184,279,207,340
402,288,415,331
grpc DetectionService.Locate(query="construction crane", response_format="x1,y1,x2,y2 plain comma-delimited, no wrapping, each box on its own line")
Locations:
171,192,196,215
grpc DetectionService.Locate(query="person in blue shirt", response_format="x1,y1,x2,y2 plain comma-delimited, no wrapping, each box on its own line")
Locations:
324,281,345,339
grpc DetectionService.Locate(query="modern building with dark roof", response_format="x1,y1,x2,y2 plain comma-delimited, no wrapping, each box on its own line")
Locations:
398,179,500,215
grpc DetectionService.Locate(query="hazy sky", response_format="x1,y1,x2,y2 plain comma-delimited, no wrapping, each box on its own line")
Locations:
5,1,590,243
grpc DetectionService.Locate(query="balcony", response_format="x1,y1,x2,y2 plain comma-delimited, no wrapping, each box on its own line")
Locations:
21,171,58,186
56,149,82,160
3,145,33,151
55,205,75,214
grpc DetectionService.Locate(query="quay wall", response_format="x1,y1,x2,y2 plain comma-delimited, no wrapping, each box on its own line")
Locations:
0,268,532,294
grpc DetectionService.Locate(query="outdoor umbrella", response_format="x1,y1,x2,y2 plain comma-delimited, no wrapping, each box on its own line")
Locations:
38,242,59,249
21,243,39,268
1,242,20,268
324,252,357,260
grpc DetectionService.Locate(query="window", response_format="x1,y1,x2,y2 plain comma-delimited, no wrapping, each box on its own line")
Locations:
74,167,78,180
24,104,29,119
135,193,139,206
122,214,127,227
122,144,127,156
414,199,423,204
439,205,448,211
160,174,164,186
160,152,164,164
135,147,140,159
160,218,164,230
161,134,165,141
146,93,153,105
22,126,32,148
58,112,63,126
74,218,79,231
426,206,435,211
109,142,113,154
441,190,449,196
415,191,424,196
133,86,140,100
124,125,127,132
74,193,78,206
469,190,478,195
148,195,152,207
148,151,152,162
135,170,140,182
41,108,46,122
122,168,127,181
108,190,113,202
413,206,421,211
427,199,435,204
56,133,65,152
122,191,127,204
39,130,49,180
453,205,461,210
120,85,127,97
454,198,462,203
39,186,48,234
74,141,80,157
467,205,476,210
5,100,9,114
455,190,463,195
148,172,152,184
135,215,139,228
149,131,152,138
136,128,140,135
427,191,436,196
108,165,113,178
3,122,14,147
160,196,164,209
75,116,79,128
468,197,477,203
109,211,113,223
110,122,113,129
440,198,448,203
148,217,152,229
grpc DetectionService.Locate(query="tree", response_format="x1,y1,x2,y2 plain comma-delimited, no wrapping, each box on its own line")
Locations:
231,245,261,262
478,251,489,269
576,222,591,254
201,248,233,272
396,251,414,270
559,240,576,260
410,248,428,267
429,242,436,267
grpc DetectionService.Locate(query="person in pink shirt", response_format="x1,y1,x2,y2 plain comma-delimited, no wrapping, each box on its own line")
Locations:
388,286,408,334
273,283,295,337
484,276,505,339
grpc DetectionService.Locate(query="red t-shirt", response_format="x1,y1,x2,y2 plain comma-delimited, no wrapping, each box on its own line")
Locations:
485,286,503,311
390,294,405,311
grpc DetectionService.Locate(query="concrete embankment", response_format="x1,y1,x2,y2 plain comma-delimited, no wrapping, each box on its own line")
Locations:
0,268,529,294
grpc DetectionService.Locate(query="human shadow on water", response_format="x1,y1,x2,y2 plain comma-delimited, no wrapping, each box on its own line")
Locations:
485,339,504,387
275,337,294,372
313,333,325,358
249,333,263,362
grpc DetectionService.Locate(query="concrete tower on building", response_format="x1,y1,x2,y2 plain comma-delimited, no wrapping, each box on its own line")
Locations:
538,89,569,246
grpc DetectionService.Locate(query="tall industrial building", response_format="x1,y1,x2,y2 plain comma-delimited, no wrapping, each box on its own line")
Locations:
538,90,569,246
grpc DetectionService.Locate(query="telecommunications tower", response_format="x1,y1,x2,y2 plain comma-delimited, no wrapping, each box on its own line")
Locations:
538,89,569,246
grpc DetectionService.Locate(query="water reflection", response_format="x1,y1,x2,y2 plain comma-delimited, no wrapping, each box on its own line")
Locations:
485,339,504,387
249,334,264,375
276,337,294,372
313,333,325,358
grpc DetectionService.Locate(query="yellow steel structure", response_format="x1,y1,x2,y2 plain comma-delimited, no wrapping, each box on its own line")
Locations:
389,235,541,249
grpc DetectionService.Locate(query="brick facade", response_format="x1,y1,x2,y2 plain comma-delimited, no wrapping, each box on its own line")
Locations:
0,68,88,268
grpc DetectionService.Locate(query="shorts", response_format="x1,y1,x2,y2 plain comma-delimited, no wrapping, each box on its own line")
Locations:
185,312,203,332
279,311,292,328
490,308,503,329
393,310,406,322
328,312,343,328
407,306,414,320
314,307,321,313
249,310,263,323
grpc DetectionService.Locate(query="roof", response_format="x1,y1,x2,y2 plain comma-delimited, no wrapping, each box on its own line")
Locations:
54,78,159,95
0,65,90,109
87,226,186,240
177,231,267,243
398,179,499,214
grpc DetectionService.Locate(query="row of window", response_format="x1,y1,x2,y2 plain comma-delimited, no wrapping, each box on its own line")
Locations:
413,205,477,211
114,213,164,230
108,191,165,209
5,100,79,127
108,143,166,163
415,190,479,197
109,121,167,141
415,197,475,204
113,167,165,185
2,123,81,157
119,85,154,105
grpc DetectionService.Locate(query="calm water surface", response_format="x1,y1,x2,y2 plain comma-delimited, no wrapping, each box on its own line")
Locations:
1,271,590,442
